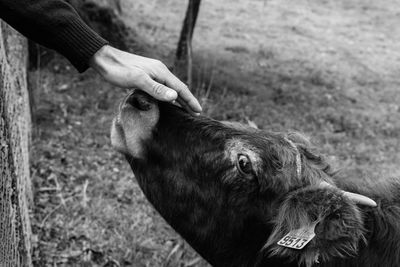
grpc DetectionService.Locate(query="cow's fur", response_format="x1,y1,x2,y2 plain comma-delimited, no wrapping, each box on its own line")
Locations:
115,94,400,267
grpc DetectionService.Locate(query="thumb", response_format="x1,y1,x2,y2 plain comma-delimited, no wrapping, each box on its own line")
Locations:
140,74,178,102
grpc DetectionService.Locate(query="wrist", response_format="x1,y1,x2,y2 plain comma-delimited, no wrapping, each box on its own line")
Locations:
89,45,114,74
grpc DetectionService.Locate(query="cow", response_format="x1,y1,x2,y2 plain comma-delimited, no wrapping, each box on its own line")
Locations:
110,90,400,267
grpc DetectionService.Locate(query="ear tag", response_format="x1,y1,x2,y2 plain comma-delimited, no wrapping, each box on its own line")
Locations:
277,221,318,250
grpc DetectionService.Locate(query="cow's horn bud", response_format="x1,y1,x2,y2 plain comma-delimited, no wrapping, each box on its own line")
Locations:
319,181,377,207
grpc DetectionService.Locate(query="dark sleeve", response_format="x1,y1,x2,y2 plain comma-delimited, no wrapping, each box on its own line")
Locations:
0,0,109,72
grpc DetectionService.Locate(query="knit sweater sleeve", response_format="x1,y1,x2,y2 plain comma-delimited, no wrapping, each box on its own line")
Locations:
0,0,109,72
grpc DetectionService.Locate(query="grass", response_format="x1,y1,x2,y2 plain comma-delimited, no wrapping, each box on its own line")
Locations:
31,0,400,266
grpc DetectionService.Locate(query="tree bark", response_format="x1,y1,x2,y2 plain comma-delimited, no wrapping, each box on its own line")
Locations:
0,21,32,267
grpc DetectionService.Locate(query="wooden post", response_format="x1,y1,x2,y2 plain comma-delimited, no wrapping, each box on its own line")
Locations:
0,21,33,267
174,0,202,88
176,0,202,61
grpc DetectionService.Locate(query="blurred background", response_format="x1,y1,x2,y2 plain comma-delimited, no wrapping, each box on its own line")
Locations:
29,0,400,266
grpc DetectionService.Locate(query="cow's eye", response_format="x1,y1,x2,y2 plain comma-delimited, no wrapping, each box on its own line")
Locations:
237,154,253,175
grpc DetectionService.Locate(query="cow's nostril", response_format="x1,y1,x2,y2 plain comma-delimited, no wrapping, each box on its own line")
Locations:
126,93,152,111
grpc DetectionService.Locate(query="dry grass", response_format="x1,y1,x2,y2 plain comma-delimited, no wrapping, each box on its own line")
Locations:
31,0,400,266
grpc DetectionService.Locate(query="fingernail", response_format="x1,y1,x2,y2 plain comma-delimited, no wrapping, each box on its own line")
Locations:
195,104,203,112
193,102,202,113
193,112,201,116
166,90,178,100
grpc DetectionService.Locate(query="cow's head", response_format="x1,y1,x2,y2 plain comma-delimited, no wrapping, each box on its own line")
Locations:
111,90,374,266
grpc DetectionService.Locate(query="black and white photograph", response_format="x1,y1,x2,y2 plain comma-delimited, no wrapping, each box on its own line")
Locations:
1,0,399,266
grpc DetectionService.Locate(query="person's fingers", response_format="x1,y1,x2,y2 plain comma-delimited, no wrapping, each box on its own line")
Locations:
163,71,202,113
140,74,178,102
176,97,201,116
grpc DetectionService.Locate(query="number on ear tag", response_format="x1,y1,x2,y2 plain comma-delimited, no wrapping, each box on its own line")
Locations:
277,222,317,250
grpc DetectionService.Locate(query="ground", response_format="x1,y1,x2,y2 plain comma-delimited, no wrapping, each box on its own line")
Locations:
31,0,400,266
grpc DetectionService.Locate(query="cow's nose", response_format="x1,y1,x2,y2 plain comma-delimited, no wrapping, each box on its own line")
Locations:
125,91,153,111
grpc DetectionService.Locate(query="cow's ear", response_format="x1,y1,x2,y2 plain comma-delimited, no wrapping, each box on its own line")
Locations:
263,185,365,267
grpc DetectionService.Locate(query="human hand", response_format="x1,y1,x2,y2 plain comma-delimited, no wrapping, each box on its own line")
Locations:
89,45,202,114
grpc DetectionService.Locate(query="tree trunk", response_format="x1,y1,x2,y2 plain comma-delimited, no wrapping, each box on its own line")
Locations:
0,21,32,267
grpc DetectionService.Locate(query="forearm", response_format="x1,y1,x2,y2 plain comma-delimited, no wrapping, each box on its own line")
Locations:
0,0,108,72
